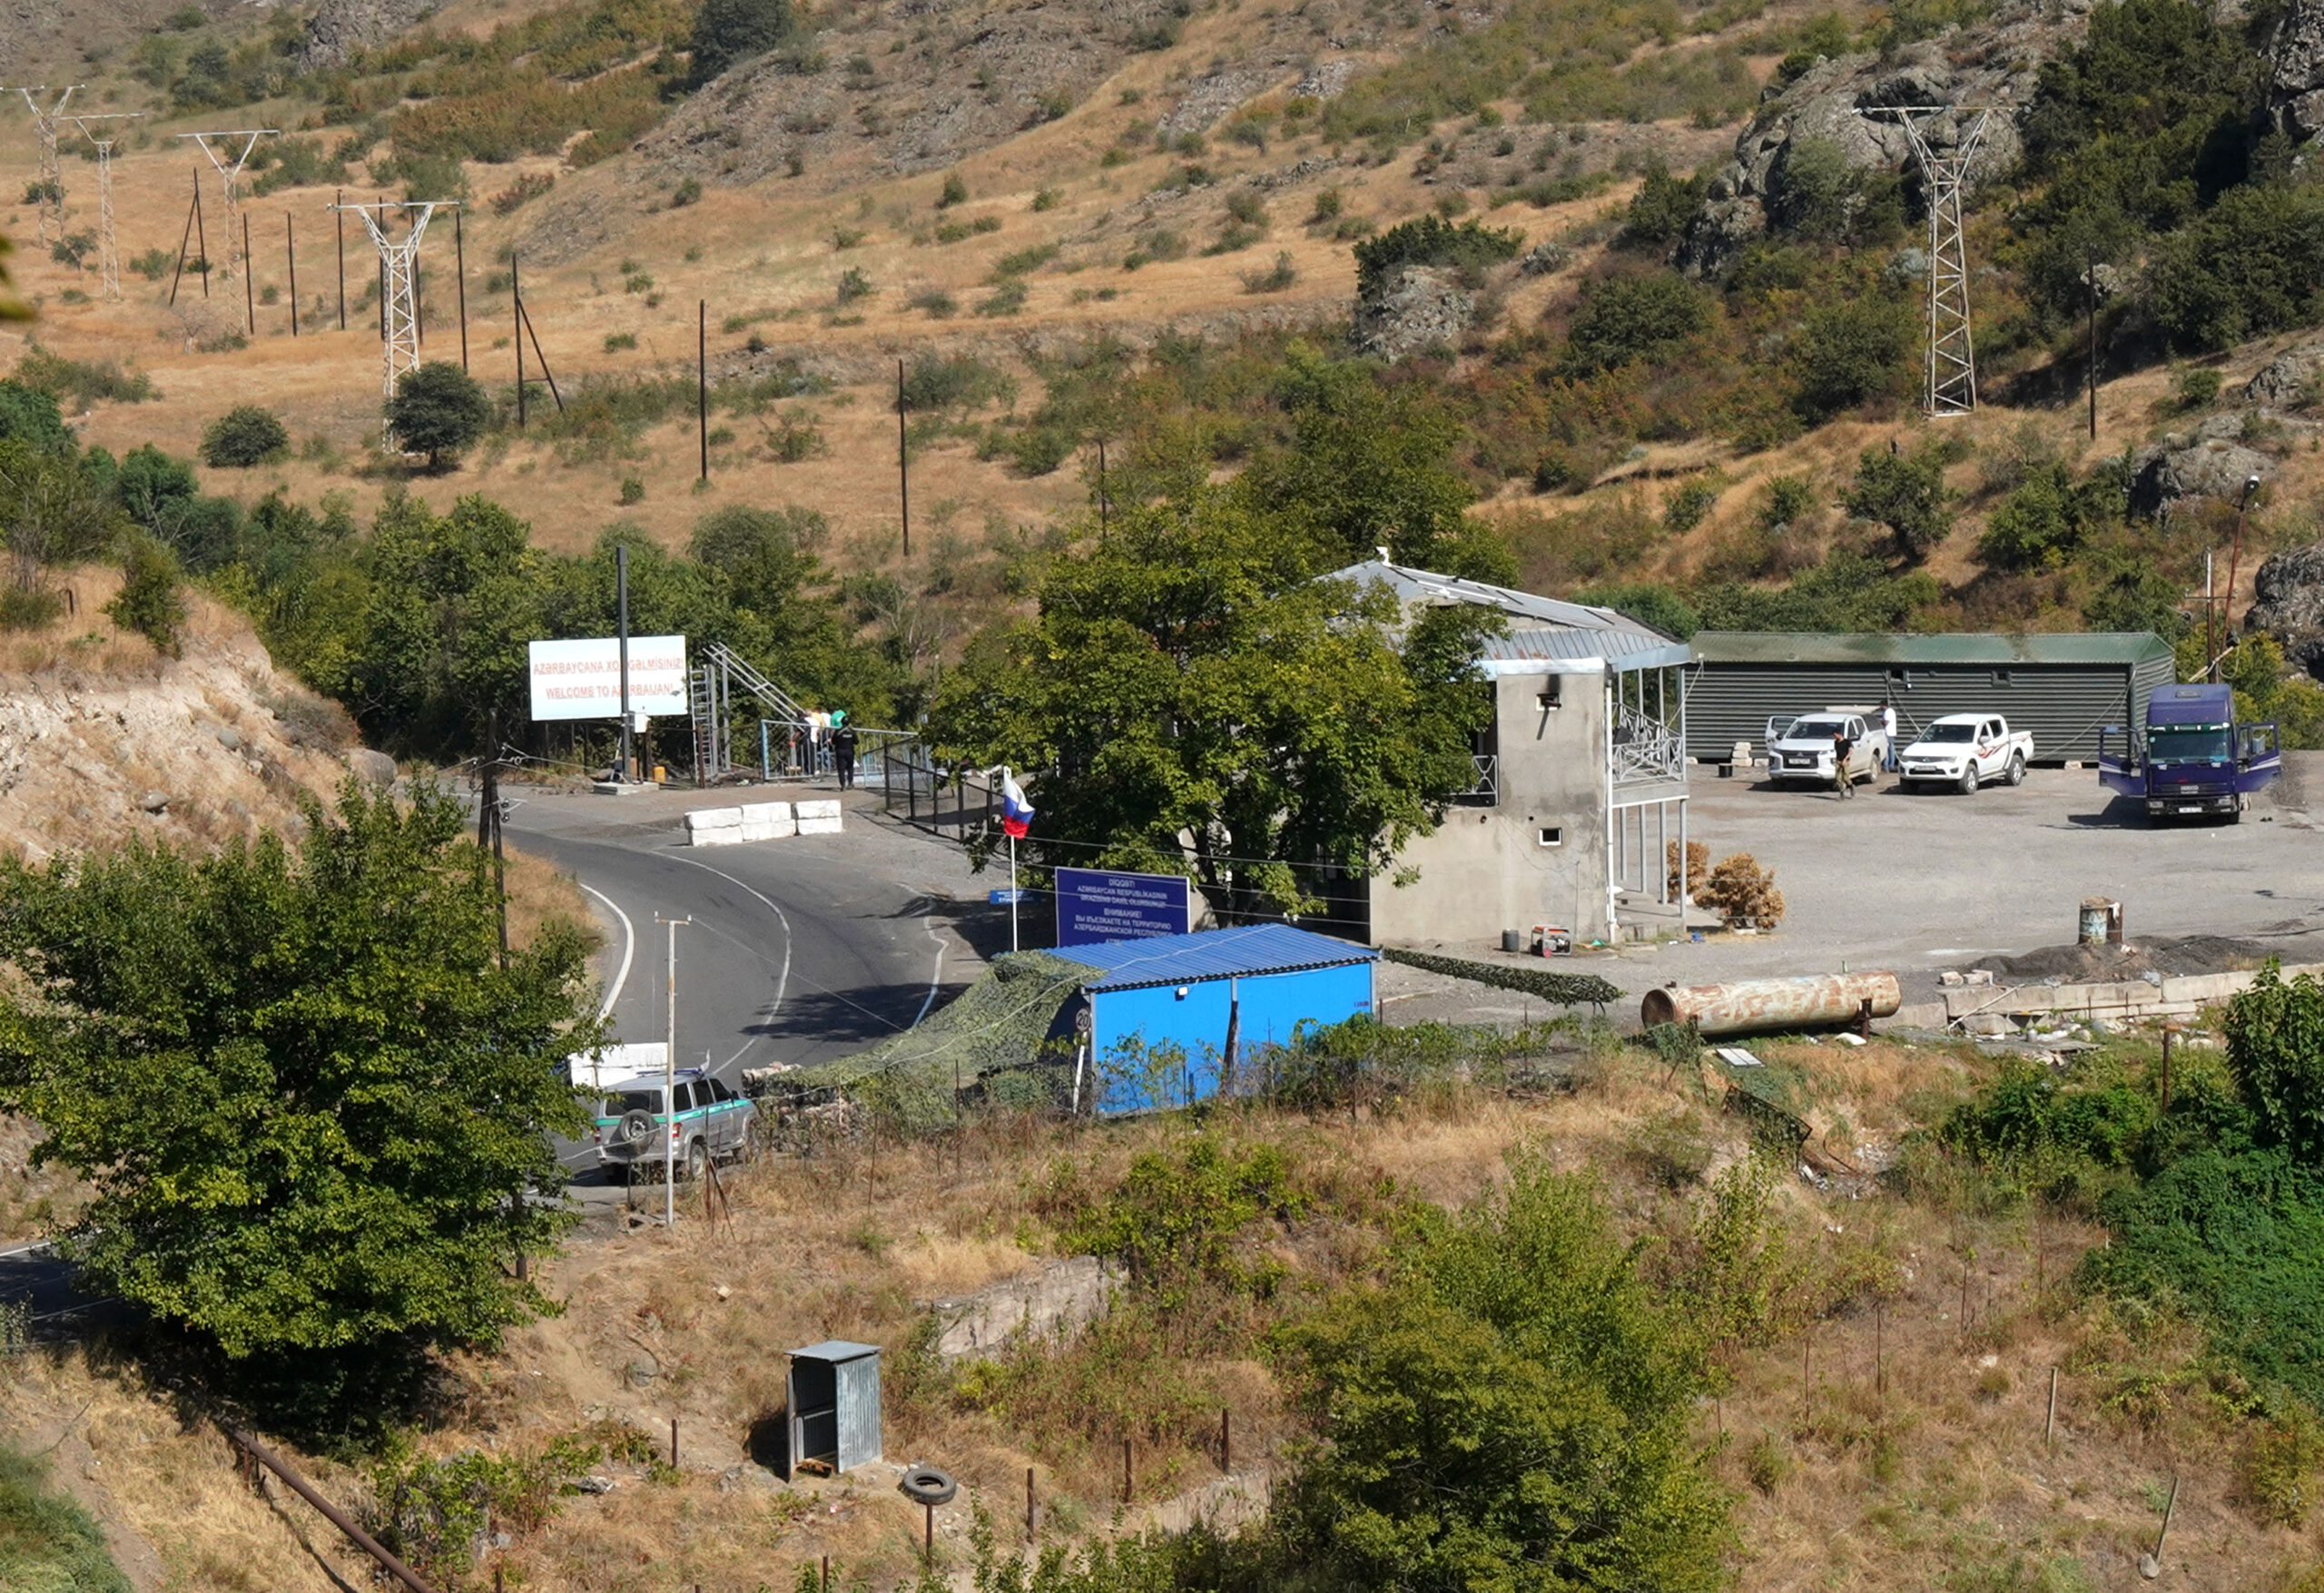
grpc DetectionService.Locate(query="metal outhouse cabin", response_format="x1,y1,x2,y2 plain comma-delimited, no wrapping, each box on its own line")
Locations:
784,1340,882,1478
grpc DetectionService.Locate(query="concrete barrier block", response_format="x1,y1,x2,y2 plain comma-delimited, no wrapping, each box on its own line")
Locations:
1886,1002,1949,1030
684,807,744,832
691,826,745,847
795,799,842,835
739,801,793,825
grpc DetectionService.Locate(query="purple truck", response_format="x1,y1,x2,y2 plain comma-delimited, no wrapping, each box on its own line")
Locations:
2098,682,2280,823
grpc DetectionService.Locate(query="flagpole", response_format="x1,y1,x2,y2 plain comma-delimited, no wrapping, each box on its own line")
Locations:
1009,831,1019,952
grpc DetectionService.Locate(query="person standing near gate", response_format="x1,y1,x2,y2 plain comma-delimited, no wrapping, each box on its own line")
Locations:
1881,701,1899,773
832,720,859,790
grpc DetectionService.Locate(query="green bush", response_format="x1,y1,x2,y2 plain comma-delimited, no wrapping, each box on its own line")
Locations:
1562,270,1707,374
106,533,186,654
1352,214,1523,298
1062,1136,1305,1308
901,352,1016,411
691,0,798,84
200,404,290,468
1843,444,1952,561
2228,964,2324,1164
0,1442,131,1593
1790,293,1914,420
1621,159,1709,251
1976,463,2096,571
386,362,492,470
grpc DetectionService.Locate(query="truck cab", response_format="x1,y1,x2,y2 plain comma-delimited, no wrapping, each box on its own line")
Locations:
2098,683,2280,822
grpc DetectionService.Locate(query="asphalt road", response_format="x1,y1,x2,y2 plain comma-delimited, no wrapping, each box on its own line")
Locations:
498,782,997,1195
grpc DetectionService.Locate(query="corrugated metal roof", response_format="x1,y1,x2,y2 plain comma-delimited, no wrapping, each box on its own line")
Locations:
1329,561,1679,640
1691,631,2174,666
1480,625,1694,669
791,1340,882,1361
1064,923,1378,991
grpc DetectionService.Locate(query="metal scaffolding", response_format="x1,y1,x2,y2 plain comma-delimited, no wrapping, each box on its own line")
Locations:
69,113,143,302
1863,105,1994,417
176,128,277,278
331,200,452,443
15,85,81,247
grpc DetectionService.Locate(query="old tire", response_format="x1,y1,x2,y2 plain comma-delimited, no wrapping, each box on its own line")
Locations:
1958,763,1979,796
2005,753,2025,787
900,1466,958,1507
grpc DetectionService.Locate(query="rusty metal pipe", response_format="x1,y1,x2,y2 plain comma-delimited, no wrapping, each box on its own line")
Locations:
1640,972,1901,1037
230,1428,440,1593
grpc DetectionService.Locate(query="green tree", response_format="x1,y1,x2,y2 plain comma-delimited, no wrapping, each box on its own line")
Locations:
387,361,493,471
1275,1156,1731,1591
689,0,797,84
1232,350,1507,577
200,404,290,468
2228,966,2324,1165
0,438,124,592
926,492,1497,921
1976,463,2093,571
0,378,73,454
1843,444,1952,561
1352,214,1523,298
105,531,185,653
1561,270,1707,374
1791,294,1915,421
0,782,596,1358
1620,159,1709,251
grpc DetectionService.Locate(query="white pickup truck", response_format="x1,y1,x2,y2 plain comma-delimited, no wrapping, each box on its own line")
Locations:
1762,709,1887,788
1897,713,2034,794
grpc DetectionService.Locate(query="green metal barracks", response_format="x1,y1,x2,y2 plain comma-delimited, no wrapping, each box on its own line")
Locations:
1684,632,2178,765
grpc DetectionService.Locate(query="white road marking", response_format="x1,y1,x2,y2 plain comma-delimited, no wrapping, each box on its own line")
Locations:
913,898,946,1026
665,853,794,1069
579,882,635,1022
0,1239,53,1259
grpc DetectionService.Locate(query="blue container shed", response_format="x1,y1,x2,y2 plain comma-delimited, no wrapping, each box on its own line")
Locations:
1058,924,1381,1114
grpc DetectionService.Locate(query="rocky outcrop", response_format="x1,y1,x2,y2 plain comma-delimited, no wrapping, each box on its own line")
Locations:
2273,0,2324,141
2246,340,2324,407
2249,543,2324,681
300,0,438,71
1352,265,1473,360
2129,416,2274,517
1678,5,2073,278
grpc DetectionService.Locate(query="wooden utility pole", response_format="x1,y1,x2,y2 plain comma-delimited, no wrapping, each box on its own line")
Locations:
335,187,346,329
241,212,254,335
897,358,911,557
286,212,298,336
455,205,468,372
698,298,709,482
513,251,525,428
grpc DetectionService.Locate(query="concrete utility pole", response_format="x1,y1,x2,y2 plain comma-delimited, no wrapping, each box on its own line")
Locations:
67,113,143,302
15,85,82,246
177,127,278,278
330,198,454,443
655,914,692,1227
1860,106,1994,417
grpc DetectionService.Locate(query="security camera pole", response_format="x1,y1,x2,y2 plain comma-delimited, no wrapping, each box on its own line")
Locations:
2213,474,2263,683
655,914,691,1226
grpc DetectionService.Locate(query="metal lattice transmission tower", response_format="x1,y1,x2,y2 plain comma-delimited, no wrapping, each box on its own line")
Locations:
334,200,452,444
68,113,144,302
1863,106,1994,417
15,85,82,246
176,128,276,278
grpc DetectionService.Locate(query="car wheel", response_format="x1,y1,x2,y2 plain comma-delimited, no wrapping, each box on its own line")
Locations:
2005,753,2025,786
1958,764,1979,796
685,1139,708,1182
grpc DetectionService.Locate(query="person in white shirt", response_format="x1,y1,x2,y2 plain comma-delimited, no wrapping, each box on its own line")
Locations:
1881,702,1899,773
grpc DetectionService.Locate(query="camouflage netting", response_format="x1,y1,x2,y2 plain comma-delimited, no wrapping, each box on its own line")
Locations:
780,950,1100,1133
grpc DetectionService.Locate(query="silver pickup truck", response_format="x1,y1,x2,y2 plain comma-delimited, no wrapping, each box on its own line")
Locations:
593,1067,756,1182
1763,709,1888,788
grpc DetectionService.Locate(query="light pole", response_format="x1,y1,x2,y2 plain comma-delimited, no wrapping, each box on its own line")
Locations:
656,914,691,1225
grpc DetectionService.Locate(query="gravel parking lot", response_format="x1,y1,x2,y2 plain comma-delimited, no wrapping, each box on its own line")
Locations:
1582,751,2324,1003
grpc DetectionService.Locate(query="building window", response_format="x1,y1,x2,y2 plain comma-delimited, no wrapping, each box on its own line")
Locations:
1887,667,1909,689
1537,677,1561,711
1538,827,1562,847
1456,707,1499,806
1993,668,2014,686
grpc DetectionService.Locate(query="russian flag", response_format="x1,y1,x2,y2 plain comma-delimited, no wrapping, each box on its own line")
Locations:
1000,768,1035,839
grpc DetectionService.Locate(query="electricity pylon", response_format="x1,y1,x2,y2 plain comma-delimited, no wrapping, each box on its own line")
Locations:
15,85,83,246
332,199,454,444
68,113,144,301
1861,105,1994,417
176,128,277,278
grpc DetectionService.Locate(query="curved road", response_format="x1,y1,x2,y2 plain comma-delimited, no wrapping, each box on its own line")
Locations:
498,784,992,1185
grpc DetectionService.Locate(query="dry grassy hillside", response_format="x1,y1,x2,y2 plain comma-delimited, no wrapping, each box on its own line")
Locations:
8,1027,2322,1591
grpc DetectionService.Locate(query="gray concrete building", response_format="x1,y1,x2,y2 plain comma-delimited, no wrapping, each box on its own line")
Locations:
1333,563,1692,950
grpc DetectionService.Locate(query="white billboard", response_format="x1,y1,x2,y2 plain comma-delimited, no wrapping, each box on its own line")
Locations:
527,635,689,722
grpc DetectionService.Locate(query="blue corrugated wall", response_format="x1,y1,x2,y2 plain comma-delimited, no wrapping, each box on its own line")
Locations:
1088,962,1375,1114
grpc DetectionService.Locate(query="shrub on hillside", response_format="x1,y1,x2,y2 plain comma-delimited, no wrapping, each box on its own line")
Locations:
387,363,492,471
1352,214,1523,298
106,533,186,654
1844,444,1952,561
1791,294,1915,420
200,405,290,468
690,0,798,84
1561,270,1707,374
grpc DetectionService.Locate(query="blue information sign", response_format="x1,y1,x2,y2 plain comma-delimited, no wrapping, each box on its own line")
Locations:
1055,867,1196,947
988,888,1029,905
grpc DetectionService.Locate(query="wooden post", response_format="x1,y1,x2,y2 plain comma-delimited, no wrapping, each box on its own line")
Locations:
286,212,298,337
242,212,254,336
335,188,346,329
669,1417,678,1469
193,175,210,299
1802,1331,1811,1426
698,299,709,482
169,177,197,306
1122,1437,1132,1504
1221,1409,1231,1473
455,205,468,373
1025,1466,1036,1540
513,251,525,429
897,357,911,557
1960,1257,1971,1332
1874,1299,1884,1398
2162,1025,2174,1113
923,1500,933,1562
2046,1365,2059,1448
821,1555,829,1593
2085,252,2098,442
